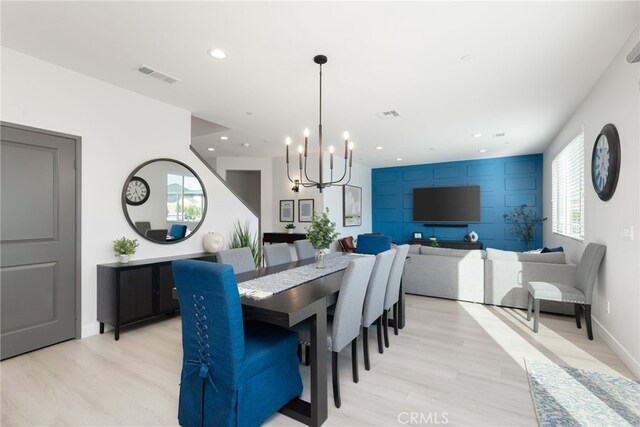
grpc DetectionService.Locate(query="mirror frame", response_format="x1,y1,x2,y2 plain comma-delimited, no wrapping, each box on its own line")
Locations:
121,158,208,244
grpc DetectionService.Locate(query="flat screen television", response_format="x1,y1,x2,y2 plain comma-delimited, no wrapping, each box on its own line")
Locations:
413,185,480,223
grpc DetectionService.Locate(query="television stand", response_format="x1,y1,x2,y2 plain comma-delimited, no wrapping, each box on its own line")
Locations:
409,239,483,250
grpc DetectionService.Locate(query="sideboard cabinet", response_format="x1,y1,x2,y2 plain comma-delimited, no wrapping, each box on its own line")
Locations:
97,253,216,340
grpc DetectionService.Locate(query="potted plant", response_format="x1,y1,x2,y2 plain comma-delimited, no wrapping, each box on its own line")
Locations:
113,236,139,263
285,223,296,234
503,204,547,250
305,208,340,268
229,220,261,268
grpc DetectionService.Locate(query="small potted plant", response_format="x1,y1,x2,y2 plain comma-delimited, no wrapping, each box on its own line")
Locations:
503,204,547,250
113,236,139,264
285,223,296,234
305,209,340,268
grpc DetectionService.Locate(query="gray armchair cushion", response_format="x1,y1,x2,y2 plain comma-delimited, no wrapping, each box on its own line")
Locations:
527,281,586,303
294,239,315,261
263,243,293,267
217,247,256,274
362,249,396,327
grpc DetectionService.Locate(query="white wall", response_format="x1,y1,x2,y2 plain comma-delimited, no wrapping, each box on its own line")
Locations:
543,28,640,377
1,47,258,338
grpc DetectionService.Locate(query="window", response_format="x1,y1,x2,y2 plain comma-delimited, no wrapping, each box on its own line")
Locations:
552,131,584,240
166,173,204,222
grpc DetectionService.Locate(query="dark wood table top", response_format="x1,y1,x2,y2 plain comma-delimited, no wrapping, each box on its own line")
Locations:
238,256,345,327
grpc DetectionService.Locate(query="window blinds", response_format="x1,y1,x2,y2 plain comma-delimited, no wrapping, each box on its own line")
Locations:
552,133,584,240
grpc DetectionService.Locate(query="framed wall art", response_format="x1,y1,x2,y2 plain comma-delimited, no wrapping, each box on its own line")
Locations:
298,199,314,222
343,185,362,227
280,199,294,222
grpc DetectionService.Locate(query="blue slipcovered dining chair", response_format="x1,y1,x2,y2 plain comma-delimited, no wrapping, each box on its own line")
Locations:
169,224,188,239
355,234,392,255
172,259,303,427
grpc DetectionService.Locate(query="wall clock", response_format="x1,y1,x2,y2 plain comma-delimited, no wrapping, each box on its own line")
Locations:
591,123,620,201
125,176,150,206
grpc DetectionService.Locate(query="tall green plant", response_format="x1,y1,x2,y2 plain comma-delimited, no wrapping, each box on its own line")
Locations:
503,204,547,250
229,220,260,268
305,208,340,250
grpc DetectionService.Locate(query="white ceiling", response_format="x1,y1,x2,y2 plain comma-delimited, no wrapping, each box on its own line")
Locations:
2,1,638,168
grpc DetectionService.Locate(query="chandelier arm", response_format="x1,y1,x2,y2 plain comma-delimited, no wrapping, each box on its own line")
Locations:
286,163,296,184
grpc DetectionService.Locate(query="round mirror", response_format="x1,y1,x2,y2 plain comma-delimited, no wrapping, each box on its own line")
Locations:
122,158,207,244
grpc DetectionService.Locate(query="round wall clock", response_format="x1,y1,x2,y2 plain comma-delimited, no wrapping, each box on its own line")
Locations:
591,123,620,201
125,176,150,206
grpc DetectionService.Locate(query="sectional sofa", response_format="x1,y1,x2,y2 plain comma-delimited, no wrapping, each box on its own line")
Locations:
403,245,575,314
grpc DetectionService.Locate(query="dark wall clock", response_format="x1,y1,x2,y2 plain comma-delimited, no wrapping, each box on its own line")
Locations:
591,123,620,201
125,176,150,205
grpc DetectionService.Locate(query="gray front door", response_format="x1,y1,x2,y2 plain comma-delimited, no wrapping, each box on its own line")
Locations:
1,124,78,360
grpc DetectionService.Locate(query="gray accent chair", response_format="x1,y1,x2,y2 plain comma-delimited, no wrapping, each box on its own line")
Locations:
294,239,315,261
295,256,375,408
383,244,411,347
145,228,168,242
135,221,151,235
361,248,396,370
527,243,606,340
263,242,293,267
217,247,256,274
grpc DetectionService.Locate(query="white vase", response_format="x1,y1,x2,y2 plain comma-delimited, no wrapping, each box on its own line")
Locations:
119,254,130,264
287,229,294,234
469,230,479,242
203,232,224,253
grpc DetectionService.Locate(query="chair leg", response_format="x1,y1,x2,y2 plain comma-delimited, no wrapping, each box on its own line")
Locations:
533,299,540,333
363,327,370,371
527,293,533,321
585,304,593,340
383,310,390,348
351,338,359,383
305,345,311,366
376,317,384,354
575,304,582,329
332,351,341,408
393,303,399,336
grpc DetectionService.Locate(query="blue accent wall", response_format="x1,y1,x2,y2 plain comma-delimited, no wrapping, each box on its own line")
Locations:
371,154,544,251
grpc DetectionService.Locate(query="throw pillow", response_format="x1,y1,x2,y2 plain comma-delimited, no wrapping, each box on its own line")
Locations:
541,246,564,253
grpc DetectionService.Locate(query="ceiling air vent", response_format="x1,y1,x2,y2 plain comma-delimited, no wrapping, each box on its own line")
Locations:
376,110,401,120
135,64,181,84
493,132,506,138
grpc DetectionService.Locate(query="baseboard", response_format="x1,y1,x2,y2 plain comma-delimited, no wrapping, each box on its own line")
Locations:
81,322,102,338
593,317,640,379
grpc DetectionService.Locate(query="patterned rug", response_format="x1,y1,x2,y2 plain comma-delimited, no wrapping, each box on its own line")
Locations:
525,358,640,427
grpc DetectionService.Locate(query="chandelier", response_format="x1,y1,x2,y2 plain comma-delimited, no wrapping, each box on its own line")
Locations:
285,55,353,193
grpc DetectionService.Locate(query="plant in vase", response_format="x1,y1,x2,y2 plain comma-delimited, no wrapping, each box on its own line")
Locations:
229,220,261,268
503,204,547,250
113,236,139,263
305,208,340,268
285,223,296,234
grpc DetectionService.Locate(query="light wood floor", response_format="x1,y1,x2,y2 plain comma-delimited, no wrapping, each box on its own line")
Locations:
1,295,635,426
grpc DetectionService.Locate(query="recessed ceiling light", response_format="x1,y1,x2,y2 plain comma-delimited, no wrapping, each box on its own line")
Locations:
207,48,227,60
376,146,383,150
429,147,436,151
242,143,250,148
396,158,403,161
472,133,482,138
220,136,229,140
478,149,487,153
246,112,253,116
460,55,471,61
207,147,215,152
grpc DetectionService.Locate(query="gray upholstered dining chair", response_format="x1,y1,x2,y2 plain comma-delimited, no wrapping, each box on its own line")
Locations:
361,248,396,370
527,243,606,340
263,243,293,267
217,247,256,274
383,244,410,348
294,239,315,261
295,256,375,408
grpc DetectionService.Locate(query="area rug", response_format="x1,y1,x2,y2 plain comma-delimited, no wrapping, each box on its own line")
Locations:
525,358,640,427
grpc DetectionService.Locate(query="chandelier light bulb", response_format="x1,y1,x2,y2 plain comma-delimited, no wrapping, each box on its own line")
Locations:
343,131,349,140
297,145,303,154
348,141,354,150
304,128,310,137
285,137,291,145
328,145,335,154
